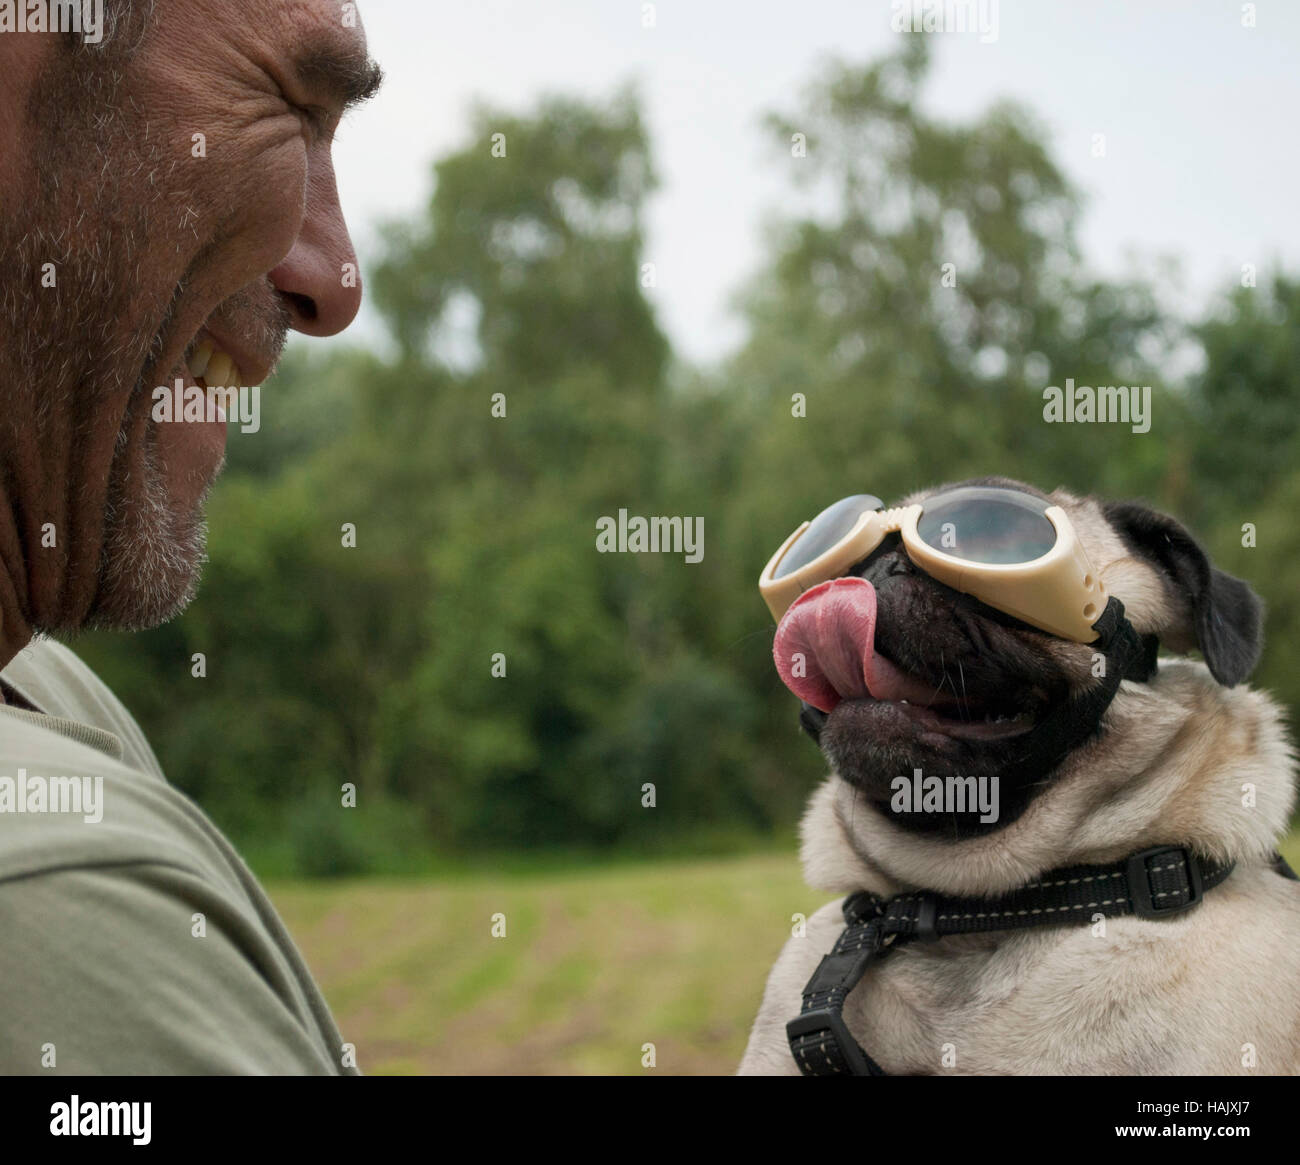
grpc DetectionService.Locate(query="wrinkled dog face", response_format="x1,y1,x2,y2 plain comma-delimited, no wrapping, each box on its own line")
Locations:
790,476,1263,834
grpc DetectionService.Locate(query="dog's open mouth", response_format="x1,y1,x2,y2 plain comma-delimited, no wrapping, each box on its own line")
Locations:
864,691,1038,741
773,576,1042,741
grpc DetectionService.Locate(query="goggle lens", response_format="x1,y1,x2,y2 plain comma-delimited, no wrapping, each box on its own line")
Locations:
915,487,1057,564
772,493,884,580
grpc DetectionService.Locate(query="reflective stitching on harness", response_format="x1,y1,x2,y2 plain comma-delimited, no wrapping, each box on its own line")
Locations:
925,858,1198,923
793,1036,841,1074
993,852,1190,899
937,898,1124,921
1018,870,1125,891
883,894,920,923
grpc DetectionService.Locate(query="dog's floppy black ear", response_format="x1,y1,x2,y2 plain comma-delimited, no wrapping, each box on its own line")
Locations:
1103,500,1263,687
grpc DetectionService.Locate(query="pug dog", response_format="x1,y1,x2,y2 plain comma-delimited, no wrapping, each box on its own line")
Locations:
739,477,1300,1076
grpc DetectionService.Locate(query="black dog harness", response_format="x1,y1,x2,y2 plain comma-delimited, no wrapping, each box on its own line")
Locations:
787,845,1238,1075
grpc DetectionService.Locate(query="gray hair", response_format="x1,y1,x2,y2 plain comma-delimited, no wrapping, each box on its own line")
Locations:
69,0,157,58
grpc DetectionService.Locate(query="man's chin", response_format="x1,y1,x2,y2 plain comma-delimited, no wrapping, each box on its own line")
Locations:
85,531,208,633
83,481,214,633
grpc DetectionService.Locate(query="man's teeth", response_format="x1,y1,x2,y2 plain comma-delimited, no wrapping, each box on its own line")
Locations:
204,351,237,388
189,340,213,378
186,341,241,388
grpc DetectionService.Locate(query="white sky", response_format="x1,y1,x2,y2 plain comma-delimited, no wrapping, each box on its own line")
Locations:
323,0,1300,367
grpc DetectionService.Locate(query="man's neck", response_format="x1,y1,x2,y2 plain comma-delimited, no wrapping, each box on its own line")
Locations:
0,478,38,678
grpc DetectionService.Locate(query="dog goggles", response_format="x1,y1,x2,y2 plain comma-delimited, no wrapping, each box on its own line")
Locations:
759,485,1108,643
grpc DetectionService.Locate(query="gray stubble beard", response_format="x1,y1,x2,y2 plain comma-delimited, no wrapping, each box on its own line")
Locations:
3,31,214,636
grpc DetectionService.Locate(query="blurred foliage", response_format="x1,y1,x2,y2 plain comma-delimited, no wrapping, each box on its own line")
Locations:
74,45,1298,874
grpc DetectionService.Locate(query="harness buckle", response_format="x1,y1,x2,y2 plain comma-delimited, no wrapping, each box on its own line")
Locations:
1126,845,1203,919
786,1008,878,1076
914,893,940,942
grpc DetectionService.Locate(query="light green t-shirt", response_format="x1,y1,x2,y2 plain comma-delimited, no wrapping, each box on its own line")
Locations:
0,638,358,1075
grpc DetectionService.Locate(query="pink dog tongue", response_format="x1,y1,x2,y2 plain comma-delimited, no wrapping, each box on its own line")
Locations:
773,577,930,713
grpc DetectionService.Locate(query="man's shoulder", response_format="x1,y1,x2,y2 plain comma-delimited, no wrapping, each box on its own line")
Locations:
0,637,163,775
0,639,233,889
0,645,356,1075
1,637,164,778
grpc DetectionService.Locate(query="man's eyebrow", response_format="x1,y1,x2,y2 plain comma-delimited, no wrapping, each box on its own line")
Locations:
292,37,385,114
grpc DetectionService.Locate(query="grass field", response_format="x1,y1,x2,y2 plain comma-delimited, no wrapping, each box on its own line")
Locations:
270,832,1300,1076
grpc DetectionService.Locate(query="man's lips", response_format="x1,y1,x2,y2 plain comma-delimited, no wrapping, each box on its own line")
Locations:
772,576,1035,740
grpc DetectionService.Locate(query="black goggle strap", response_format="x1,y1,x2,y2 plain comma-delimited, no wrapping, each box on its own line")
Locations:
1013,596,1152,775
1089,595,1159,684
798,595,1156,745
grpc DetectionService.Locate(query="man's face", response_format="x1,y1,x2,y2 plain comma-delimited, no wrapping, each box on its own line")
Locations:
0,0,380,638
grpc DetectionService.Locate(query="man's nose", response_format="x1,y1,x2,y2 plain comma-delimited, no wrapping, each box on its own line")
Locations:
268,156,363,337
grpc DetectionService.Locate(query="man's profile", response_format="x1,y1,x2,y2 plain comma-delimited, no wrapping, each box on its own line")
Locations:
0,0,381,1073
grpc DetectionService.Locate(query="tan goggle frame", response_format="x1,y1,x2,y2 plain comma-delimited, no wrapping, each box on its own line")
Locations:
758,502,1107,643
